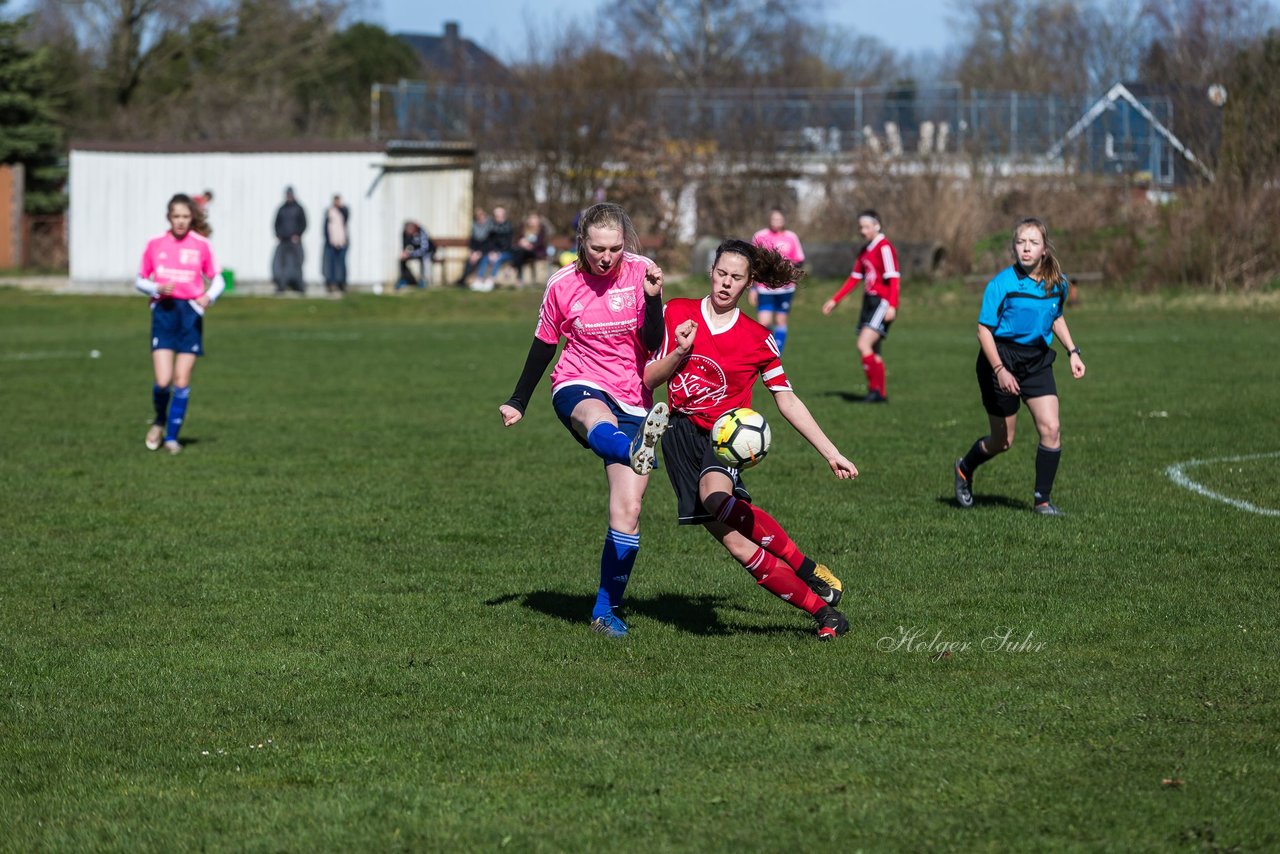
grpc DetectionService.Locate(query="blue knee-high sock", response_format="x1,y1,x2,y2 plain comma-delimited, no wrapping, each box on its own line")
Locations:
152,384,171,425
773,326,788,353
165,386,191,442
593,529,640,618
586,421,630,465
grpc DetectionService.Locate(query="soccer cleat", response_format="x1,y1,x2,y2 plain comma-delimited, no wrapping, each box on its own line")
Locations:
1033,502,1065,517
805,564,844,607
590,611,629,638
862,390,888,404
954,458,974,508
814,605,849,641
629,402,669,475
145,424,164,451
163,439,183,456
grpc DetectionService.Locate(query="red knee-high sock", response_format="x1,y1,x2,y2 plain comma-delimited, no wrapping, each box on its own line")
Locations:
871,356,886,396
860,353,876,391
716,496,805,571
743,547,824,615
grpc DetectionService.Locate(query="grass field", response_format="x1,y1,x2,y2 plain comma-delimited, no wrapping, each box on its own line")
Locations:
1,282,1278,851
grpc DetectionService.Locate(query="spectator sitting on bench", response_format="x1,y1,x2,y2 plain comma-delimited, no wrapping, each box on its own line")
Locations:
397,221,436,290
454,206,492,287
510,213,550,285
471,205,513,292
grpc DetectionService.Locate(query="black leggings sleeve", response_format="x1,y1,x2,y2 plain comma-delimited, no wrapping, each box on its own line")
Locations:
504,338,557,414
642,292,664,353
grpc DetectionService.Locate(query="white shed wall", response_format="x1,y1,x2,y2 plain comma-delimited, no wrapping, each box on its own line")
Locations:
69,148,471,287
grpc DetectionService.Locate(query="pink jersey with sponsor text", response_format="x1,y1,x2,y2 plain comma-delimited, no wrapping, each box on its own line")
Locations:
139,230,219,301
535,253,656,416
751,227,804,295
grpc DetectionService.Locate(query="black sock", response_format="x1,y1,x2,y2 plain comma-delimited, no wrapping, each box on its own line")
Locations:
794,556,817,582
960,437,994,476
1034,445,1062,504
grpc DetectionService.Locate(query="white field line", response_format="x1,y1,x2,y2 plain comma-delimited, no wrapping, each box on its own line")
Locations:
1165,452,1280,517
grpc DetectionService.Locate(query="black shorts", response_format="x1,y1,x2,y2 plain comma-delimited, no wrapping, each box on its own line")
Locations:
663,412,752,525
858,294,892,352
977,339,1058,417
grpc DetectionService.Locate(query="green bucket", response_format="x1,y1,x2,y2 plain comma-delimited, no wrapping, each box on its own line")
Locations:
222,268,235,293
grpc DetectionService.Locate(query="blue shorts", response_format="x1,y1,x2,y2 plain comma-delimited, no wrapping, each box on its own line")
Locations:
755,291,794,314
551,384,654,468
150,299,204,355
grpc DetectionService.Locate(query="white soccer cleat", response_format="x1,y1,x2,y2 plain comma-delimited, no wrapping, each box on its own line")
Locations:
145,424,164,451
629,402,669,475
163,439,183,456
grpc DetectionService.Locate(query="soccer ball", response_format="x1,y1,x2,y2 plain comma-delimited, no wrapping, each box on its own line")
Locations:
711,408,772,469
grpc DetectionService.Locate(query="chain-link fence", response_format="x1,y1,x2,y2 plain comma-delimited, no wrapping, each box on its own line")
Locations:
372,82,1184,185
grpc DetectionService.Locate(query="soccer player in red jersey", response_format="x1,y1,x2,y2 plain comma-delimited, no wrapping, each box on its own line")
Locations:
646,239,859,640
822,209,901,403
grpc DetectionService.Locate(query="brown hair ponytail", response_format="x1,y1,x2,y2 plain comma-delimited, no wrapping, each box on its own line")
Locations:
712,239,807,287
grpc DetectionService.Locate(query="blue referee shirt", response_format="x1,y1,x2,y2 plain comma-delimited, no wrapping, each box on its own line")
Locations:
978,264,1069,347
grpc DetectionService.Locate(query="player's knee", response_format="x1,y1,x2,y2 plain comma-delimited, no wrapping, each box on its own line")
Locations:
1039,422,1061,445
701,490,731,516
989,433,1013,453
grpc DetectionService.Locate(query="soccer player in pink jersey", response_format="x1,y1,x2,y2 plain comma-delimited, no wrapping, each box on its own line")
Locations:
499,203,670,638
749,209,805,354
646,239,859,640
134,194,225,455
823,209,901,403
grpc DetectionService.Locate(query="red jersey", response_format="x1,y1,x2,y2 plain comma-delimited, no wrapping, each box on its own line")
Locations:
830,234,901,308
652,297,792,431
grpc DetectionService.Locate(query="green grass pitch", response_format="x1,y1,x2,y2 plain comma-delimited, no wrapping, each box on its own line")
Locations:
1,283,1277,851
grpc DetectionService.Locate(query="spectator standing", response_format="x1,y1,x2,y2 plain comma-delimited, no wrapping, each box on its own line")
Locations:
323,194,350,294
397,221,435,289
472,205,513,292
272,187,307,294
454,207,492,287
510,212,550,285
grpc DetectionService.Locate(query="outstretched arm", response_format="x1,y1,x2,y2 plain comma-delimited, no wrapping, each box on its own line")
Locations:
772,390,858,479
500,338,557,426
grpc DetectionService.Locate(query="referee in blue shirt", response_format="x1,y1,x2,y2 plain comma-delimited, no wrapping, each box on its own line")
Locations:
953,218,1086,516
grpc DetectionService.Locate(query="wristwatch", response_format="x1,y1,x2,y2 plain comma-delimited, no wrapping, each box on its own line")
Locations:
1068,346,1082,356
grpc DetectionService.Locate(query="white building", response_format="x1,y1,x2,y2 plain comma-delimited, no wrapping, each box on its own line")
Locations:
69,140,474,288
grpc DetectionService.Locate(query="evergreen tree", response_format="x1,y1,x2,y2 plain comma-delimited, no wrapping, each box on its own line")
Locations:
0,1,65,214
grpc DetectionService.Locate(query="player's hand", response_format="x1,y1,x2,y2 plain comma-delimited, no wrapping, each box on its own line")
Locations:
821,298,837,315
158,282,175,296
644,263,664,296
884,305,897,322
196,294,211,310
829,454,859,480
998,369,1020,395
499,404,523,427
1070,352,1085,379
746,288,758,308
674,319,697,355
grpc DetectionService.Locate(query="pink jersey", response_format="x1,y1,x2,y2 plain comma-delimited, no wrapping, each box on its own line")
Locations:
535,253,656,415
751,227,805,295
139,231,219,301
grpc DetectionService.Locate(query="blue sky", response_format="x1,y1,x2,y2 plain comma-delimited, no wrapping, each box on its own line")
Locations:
366,0,956,60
